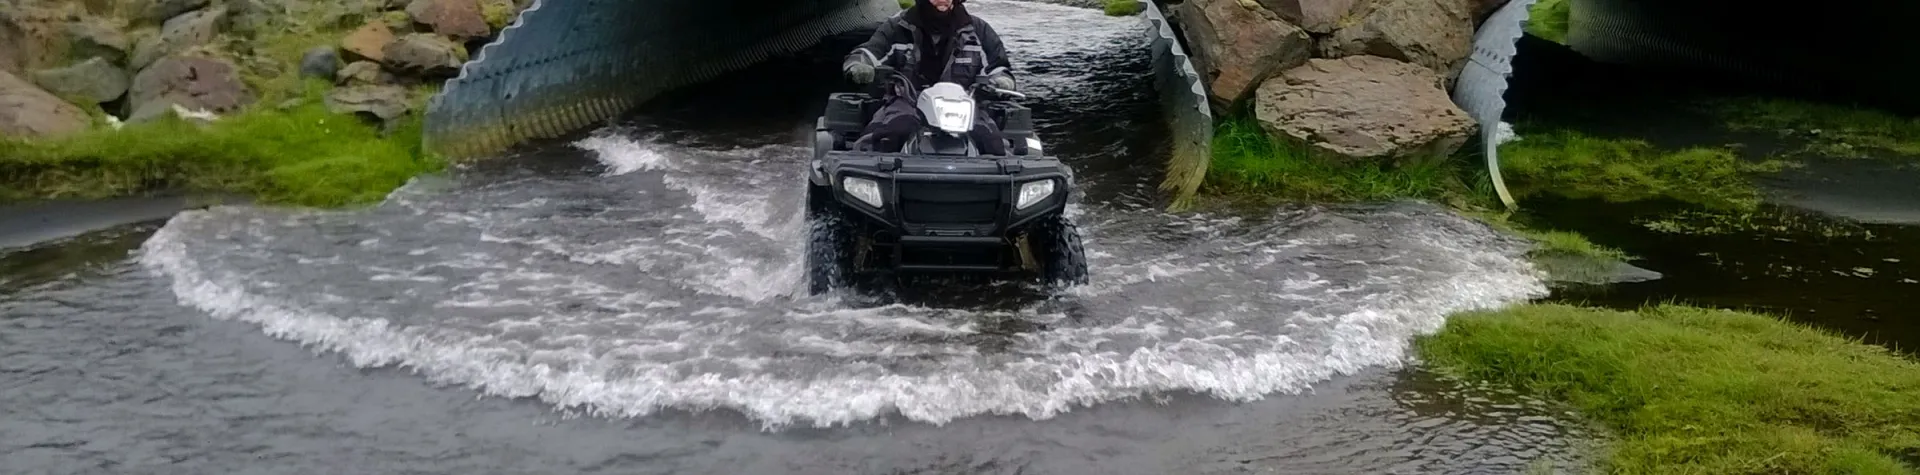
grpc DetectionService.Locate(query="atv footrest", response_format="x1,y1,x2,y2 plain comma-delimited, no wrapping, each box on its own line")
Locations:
895,264,1007,272
898,235,1005,246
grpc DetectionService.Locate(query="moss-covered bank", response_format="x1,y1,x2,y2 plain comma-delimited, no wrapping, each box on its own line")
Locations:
1525,0,1570,44
0,82,444,208
1200,113,1647,263
1418,303,1920,474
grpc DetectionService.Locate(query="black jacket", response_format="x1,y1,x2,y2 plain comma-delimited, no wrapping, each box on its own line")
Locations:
846,2,1014,93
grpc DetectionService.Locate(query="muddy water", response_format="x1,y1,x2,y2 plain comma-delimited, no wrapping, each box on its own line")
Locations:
2,2,1595,473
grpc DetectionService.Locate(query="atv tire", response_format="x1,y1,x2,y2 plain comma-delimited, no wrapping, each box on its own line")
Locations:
1030,213,1090,288
804,185,855,295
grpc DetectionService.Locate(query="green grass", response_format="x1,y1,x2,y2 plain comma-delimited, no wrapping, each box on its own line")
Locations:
0,81,444,208
1103,0,1143,16
1202,115,1636,262
1204,115,1474,204
1526,0,1570,44
1701,97,1920,158
1417,303,1920,474
1495,128,1785,213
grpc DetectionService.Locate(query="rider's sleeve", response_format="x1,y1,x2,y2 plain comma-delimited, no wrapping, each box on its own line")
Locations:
976,21,1013,81
847,18,902,67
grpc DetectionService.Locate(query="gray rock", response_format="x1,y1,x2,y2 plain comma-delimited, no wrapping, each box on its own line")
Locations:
1170,0,1313,112
335,60,396,86
65,20,130,65
137,0,213,25
300,46,341,79
0,70,90,138
325,84,411,122
227,0,286,38
126,55,254,120
1319,0,1477,81
31,57,129,104
125,98,177,123
381,33,465,77
130,5,227,71
1252,55,1477,162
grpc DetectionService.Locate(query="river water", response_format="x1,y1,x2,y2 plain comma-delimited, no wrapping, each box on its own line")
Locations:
2,2,1594,473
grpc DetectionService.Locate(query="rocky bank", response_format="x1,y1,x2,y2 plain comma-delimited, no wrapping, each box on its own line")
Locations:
1169,0,1512,163
0,0,532,139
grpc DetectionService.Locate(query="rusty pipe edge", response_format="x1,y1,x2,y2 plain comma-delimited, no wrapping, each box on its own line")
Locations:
1451,0,1537,210
1139,0,1214,211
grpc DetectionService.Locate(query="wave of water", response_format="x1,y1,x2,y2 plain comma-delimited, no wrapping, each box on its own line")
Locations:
134,0,1549,429
138,127,1547,429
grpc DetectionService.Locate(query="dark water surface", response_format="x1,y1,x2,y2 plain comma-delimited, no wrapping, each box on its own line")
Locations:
3,2,1594,473
1503,36,1920,351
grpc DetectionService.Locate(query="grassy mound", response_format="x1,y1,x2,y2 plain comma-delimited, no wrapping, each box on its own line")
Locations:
0,82,444,208
1204,115,1476,204
1525,0,1570,44
1418,303,1920,474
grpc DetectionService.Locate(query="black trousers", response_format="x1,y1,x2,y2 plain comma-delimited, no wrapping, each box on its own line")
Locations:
861,94,1009,155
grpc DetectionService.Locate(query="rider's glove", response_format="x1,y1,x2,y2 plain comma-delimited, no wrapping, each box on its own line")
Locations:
988,73,1016,92
844,59,875,84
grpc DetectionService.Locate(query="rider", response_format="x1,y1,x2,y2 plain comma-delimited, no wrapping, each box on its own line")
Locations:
842,0,1017,155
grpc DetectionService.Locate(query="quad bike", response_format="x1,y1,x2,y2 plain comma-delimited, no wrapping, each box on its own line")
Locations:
803,64,1089,295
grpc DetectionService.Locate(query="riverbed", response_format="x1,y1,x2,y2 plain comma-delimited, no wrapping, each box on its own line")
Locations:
1,2,1597,473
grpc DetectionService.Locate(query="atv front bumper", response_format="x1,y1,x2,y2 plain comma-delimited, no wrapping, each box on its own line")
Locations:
812,152,1072,271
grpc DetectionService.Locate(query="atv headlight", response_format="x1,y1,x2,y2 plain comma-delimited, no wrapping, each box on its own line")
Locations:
1016,179,1055,210
930,98,973,135
842,176,883,208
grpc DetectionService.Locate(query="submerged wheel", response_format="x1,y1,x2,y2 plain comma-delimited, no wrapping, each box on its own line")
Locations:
805,185,856,295
1029,213,1090,288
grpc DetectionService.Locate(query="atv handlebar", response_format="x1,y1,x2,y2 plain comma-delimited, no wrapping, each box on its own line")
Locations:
865,64,1027,102
981,86,1026,101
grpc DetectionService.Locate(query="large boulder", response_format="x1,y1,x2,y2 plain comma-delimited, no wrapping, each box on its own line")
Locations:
129,5,227,71
381,33,465,77
126,55,254,122
32,57,130,104
1318,0,1477,80
0,9,132,74
1254,0,1368,34
0,70,91,139
1171,0,1314,111
64,19,131,65
1252,55,1477,162
406,0,491,40
0,17,23,75
0,5,73,75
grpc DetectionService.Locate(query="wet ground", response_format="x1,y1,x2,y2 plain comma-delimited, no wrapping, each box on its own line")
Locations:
1,2,1594,474
1502,35,1920,351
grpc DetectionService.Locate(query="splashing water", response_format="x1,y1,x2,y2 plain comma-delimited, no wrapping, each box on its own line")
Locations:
135,0,1549,430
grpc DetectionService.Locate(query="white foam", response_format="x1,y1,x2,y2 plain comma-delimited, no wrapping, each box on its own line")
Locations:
140,202,1547,430
134,0,1551,430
